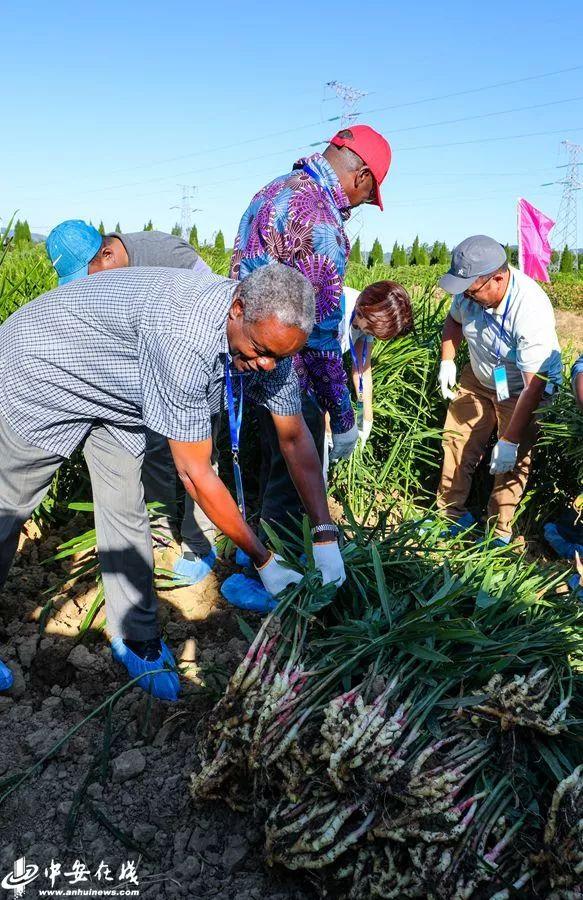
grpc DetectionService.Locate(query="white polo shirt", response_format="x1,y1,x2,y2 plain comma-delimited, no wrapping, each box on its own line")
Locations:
449,266,562,396
340,287,375,356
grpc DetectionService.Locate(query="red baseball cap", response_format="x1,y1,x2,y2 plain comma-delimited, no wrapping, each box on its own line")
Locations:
329,124,391,211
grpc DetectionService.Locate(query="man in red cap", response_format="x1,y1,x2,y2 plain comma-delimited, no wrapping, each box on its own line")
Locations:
231,124,391,537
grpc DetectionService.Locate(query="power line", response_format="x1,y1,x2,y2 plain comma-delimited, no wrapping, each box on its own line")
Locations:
394,125,583,152
112,63,583,176
79,144,315,196
70,94,583,200
387,95,583,135
76,126,582,206
361,64,583,118
17,63,583,195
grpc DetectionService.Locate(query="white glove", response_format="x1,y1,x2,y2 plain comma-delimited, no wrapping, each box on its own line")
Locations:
330,424,359,462
313,542,346,588
489,439,519,475
358,419,373,448
438,359,457,400
257,553,302,596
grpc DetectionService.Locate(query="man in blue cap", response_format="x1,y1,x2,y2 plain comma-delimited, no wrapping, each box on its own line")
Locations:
436,234,562,544
46,220,218,586
47,220,211,283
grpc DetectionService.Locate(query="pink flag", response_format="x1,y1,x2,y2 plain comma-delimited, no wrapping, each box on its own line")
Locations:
517,197,555,283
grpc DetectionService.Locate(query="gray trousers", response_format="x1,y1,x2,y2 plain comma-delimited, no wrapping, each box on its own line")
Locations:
0,417,158,641
141,415,220,556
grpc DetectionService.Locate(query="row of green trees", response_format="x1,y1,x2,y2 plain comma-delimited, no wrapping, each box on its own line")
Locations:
146,221,226,254
7,216,583,274
46,218,226,252
350,236,452,268
352,235,583,273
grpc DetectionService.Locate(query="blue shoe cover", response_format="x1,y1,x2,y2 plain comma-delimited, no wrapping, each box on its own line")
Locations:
0,659,13,692
174,548,217,585
221,574,278,613
110,637,180,701
448,512,477,537
568,573,583,599
417,519,436,537
235,548,251,567
544,523,583,561
481,535,511,549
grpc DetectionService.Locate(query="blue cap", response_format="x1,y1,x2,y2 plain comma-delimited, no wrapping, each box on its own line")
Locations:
46,220,103,285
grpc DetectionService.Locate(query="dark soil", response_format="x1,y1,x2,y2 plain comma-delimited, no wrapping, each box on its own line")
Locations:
0,520,311,900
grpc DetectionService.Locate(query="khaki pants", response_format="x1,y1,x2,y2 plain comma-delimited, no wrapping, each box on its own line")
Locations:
437,365,543,539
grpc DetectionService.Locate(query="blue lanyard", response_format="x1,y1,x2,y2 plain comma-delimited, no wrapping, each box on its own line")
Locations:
492,276,514,364
224,356,246,517
348,310,369,397
348,310,369,430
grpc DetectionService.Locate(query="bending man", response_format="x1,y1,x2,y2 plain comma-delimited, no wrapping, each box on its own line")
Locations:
0,264,345,699
437,234,562,544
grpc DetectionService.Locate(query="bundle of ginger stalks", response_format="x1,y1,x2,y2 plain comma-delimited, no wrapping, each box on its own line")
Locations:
191,514,583,899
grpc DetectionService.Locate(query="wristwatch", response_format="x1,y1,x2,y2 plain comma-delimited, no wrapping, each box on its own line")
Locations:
310,523,339,539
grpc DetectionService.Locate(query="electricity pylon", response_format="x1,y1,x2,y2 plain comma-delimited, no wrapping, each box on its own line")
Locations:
171,185,199,242
542,141,582,270
326,81,369,128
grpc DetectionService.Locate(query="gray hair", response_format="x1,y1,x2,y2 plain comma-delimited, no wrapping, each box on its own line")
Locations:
238,263,315,334
339,147,365,171
327,129,365,172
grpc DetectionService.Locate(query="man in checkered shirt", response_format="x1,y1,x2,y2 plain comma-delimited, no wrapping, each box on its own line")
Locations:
0,263,345,700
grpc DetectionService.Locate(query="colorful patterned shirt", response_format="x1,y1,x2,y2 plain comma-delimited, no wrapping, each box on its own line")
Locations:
572,354,583,388
230,153,354,434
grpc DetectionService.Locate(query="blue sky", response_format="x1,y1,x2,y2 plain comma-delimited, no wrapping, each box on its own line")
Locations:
3,0,583,252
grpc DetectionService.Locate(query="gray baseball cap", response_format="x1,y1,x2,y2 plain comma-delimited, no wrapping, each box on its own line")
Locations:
439,235,507,295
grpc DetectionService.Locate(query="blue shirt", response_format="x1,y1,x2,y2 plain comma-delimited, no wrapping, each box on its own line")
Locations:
572,354,583,388
0,267,301,458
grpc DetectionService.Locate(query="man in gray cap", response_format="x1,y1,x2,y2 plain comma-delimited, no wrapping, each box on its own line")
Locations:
436,234,562,544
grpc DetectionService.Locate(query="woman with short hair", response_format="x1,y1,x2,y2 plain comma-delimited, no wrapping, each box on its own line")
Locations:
340,281,414,446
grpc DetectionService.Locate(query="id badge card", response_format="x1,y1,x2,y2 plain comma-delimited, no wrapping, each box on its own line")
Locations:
493,365,510,402
356,394,364,430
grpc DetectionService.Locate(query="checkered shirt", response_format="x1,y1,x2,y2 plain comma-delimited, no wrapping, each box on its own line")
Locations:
0,267,301,458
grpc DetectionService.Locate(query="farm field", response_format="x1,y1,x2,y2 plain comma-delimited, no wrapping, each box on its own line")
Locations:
0,241,582,898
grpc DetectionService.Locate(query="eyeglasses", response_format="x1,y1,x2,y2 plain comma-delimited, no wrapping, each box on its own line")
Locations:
464,272,496,299
361,169,377,204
